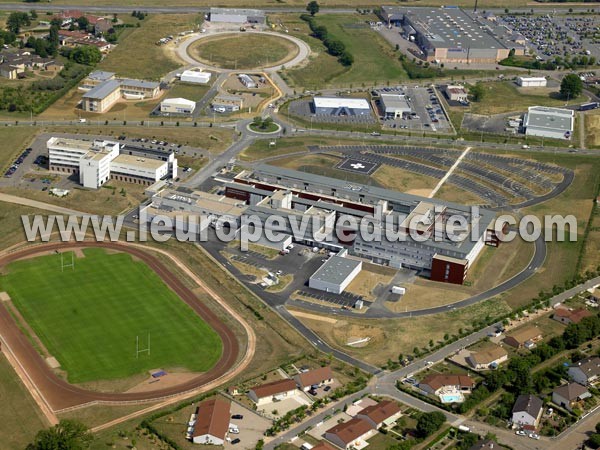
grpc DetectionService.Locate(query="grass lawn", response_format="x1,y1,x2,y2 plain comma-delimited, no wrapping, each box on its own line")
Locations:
0,353,48,448
371,164,438,194
0,248,222,383
190,33,298,70
0,127,38,172
585,112,600,148
97,14,201,80
281,13,407,89
465,81,586,115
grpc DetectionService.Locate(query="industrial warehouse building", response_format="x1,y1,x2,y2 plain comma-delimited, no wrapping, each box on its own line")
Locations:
80,74,161,113
160,97,196,114
212,94,244,113
238,73,257,88
517,76,547,87
444,85,469,102
309,256,362,294
208,7,265,24
381,6,523,63
380,93,412,118
313,97,372,116
180,69,211,84
523,106,574,140
47,137,177,188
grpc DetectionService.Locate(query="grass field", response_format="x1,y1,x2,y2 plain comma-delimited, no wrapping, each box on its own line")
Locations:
465,81,586,116
0,248,222,384
585,112,600,148
96,14,201,80
190,33,298,70
0,353,48,449
281,14,407,88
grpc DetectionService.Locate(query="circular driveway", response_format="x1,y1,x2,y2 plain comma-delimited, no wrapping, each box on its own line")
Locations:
177,30,311,72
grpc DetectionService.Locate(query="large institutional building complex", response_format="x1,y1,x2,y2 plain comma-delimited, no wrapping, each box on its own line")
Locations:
47,137,178,189
381,6,524,63
79,71,161,113
145,165,499,284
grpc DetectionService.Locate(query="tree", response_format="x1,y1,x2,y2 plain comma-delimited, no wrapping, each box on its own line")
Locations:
70,45,102,65
306,1,320,16
469,83,485,102
30,10,38,19
26,420,92,450
560,74,583,100
339,52,354,66
7,12,31,34
76,16,89,30
589,433,600,450
415,411,445,437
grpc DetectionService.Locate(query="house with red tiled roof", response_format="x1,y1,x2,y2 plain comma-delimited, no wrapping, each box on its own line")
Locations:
356,400,402,428
324,418,376,450
192,397,231,445
419,374,475,396
294,366,334,391
552,307,593,325
247,379,297,406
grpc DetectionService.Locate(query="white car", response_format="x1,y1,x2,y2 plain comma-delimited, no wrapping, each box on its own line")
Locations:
78,118,87,123
528,433,540,440
515,430,527,436
287,244,294,249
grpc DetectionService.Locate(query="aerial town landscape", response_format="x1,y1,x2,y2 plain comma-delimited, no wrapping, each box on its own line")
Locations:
0,0,599,449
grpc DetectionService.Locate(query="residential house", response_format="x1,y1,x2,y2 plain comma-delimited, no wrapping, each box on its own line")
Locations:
419,374,475,396
356,400,402,428
0,52,63,79
311,443,337,450
324,418,376,450
247,379,297,406
468,439,497,450
511,394,543,428
503,325,542,349
467,345,508,370
192,397,231,445
568,356,600,386
94,20,113,36
552,382,590,412
294,366,334,392
552,307,592,325
588,286,600,302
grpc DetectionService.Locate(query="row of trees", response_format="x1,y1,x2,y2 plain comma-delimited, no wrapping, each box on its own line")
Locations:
300,14,353,66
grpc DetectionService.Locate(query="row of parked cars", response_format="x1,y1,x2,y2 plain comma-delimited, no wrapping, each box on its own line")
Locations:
4,147,32,178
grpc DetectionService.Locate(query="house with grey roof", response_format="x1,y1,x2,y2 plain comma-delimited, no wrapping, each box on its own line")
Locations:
552,382,590,412
512,394,543,428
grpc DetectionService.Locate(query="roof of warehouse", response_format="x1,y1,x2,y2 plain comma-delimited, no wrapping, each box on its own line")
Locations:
313,96,371,110
87,70,115,81
162,97,196,107
120,78,160,89
525,106,574,132
380,94,411,112
310,256,361,285
82,79,121,99
210,7,264,16
401,7,507,50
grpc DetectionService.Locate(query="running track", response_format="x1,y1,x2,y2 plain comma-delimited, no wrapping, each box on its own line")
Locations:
0,242,239,411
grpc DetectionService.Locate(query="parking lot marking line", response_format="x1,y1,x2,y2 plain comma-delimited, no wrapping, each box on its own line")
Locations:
429,146,472,199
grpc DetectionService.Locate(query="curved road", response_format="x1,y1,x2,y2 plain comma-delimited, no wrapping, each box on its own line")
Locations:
0,242,243,411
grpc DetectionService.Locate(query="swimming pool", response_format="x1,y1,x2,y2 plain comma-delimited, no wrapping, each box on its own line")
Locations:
439,393,464,403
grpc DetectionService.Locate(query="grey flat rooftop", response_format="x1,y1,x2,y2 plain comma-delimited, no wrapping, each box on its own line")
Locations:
120,78,160,90
525,107,574,132
210,7,265,16
402,7,506,50
310,256,361,285
88,70,115,81
380,94,411,112
82,79,121,100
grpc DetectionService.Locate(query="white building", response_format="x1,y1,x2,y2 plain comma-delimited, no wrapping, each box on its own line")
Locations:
247,379,298,406
180,69,211,84
511,395,543,428
308,256,362,294
380,93,411,118
192,397,231,445
444,85,469,102
160,97,196,114
238,73,257,88
517,76,547,87
47,137,176,189
313,97,371,116
523,106,574,140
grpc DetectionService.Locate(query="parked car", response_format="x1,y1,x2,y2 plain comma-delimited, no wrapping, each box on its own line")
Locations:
231,414,243,420
515,430,527,436
231,438,241,445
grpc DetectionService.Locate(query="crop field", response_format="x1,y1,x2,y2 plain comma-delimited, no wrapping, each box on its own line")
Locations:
0,248,222,384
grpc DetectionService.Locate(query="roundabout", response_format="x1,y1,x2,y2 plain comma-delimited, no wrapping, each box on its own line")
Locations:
177,30,311,72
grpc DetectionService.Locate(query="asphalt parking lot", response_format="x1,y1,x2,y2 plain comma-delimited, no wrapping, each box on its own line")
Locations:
224,401,272,450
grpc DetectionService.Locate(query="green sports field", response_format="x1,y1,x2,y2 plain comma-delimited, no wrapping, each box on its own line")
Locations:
0,248,222,384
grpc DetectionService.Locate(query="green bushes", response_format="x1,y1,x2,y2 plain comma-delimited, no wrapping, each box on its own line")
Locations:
300,14,353,66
